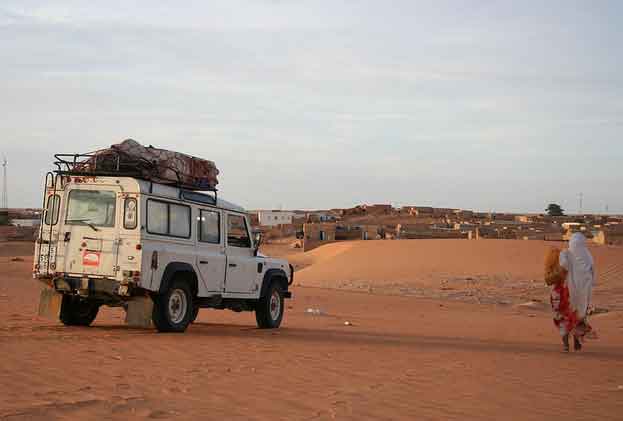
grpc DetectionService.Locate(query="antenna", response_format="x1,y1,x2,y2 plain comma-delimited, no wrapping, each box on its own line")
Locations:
1,155,7,210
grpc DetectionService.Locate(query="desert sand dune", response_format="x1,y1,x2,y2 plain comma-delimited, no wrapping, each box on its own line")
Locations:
288,240,623,309
295,239,549,285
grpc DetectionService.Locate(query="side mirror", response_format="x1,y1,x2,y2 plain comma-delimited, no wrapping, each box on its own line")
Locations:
253,232,264,256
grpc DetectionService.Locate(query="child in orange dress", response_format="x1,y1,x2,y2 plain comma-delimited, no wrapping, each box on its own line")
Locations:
545,247,580,352
550,279,580,352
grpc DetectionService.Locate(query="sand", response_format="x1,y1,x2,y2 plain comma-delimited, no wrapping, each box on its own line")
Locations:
1,240,623,420
289,239,623,309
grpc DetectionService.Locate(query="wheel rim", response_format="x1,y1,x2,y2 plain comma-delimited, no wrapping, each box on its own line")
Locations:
269,289,281,321
168,289,188,324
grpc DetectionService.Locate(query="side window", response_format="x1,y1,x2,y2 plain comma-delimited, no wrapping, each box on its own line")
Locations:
199,209,220,244
147,200,191,238
170,204,191,237
227,214,251,248
147,200,167,235
123,198,138,230
44,194,60,225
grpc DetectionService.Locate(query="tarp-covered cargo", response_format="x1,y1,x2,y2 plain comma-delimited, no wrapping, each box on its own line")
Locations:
77,139,219,190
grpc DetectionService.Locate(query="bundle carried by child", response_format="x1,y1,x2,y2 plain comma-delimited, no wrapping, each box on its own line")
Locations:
544,247,567,286
76,139,219,190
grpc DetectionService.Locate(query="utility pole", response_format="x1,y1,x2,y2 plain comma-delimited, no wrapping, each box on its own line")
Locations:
0,155,7,225
578,192,583,215
1,155,7,210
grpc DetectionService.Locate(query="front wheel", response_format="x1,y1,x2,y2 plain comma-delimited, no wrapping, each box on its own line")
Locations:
152,280,193,333
190,304,200,324
255,282,285,329
59,295,100,326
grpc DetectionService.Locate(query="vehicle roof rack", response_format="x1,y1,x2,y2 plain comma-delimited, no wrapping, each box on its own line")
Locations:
53,152,218,193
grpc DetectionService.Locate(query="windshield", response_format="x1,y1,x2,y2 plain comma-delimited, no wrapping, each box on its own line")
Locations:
66,190,117,227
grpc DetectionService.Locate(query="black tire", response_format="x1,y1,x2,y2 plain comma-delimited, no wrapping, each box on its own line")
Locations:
255,281,285,329
59,295,100,326
190,304,200,324
152,279,193,333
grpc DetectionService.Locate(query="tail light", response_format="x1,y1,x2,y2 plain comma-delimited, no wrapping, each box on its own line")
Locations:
122,270,142,282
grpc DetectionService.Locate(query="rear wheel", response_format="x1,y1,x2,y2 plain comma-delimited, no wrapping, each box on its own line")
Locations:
255,281,284,329
59,295,100,326
152,279,193,333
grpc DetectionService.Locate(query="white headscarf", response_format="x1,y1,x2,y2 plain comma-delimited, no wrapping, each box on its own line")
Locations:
559,233,594,319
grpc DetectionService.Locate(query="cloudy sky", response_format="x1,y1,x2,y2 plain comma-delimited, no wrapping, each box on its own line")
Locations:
1,0,621,213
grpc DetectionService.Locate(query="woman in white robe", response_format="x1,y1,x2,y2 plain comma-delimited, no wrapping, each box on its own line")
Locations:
559,232,595,350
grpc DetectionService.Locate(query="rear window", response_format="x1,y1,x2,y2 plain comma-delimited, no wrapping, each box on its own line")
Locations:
44,194,60,225
65,190,116,227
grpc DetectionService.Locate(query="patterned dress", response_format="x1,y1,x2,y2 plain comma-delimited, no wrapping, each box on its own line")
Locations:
550,281,578,337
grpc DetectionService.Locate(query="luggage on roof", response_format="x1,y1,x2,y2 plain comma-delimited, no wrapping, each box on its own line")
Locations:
57,139,219,190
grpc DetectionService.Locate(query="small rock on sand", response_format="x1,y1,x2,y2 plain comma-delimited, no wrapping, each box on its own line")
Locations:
305,308,326,316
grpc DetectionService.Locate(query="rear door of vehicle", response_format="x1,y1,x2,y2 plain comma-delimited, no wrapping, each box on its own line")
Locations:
36,191,62,276
62,186,121,277
224,213,258,294
195,208,226,293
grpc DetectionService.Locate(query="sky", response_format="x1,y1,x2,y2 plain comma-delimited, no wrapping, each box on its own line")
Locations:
1,0,622,213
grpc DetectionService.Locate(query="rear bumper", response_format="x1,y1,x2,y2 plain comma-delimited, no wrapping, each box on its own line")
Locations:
52,276,134,298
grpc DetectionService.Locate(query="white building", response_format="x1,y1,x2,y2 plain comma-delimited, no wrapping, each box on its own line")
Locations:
258,210,296,227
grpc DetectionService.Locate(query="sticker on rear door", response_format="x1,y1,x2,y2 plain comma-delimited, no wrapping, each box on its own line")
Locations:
82,251,101,266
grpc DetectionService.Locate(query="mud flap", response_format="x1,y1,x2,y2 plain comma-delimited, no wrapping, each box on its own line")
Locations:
38,288,63,320
125,296,154,329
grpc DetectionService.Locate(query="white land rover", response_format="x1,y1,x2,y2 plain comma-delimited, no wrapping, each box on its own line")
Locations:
34,170,293,332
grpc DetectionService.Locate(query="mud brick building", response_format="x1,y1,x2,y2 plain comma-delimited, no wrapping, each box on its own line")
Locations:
302,222,337,251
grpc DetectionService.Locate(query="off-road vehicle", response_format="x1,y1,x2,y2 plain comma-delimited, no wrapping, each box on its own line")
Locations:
34,152,293,332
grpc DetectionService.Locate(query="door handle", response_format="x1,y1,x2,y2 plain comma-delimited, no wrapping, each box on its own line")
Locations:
228,263,237,268
199,260,209,265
